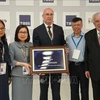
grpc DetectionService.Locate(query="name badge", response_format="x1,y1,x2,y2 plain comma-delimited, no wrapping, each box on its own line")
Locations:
0,63,6,75
22,67,29,75
72,49,80,59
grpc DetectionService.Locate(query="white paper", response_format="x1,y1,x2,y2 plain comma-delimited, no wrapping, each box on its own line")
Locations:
72,49,80,59
0,63,6,75
22,67,29,75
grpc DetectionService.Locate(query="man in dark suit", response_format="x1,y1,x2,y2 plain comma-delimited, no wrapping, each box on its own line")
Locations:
85,12,100,100
33,8,66,100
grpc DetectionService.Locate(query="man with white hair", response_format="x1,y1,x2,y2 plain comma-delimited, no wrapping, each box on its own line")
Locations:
85,12,100,100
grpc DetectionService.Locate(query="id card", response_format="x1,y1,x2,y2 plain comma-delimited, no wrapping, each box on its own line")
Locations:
72,49,80,59
22,67,29,75
0,63,6,75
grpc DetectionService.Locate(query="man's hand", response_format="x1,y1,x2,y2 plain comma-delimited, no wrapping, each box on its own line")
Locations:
85,71,90,79
65,48,69,55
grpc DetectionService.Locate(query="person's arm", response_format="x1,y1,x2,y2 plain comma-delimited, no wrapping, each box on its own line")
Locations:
9,44,31,73
84,36,90,79
33,29,40,46
60,27,66,45
5,43,12,85
16,62,31,71
7,64,12,85
9,44,18,67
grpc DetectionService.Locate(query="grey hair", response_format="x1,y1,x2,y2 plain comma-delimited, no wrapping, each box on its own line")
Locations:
92,12,100,23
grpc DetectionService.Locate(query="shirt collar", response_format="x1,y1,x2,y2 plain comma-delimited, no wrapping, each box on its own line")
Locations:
44,23,53,28
96,30,100,37
97,30,100,34
15,41,29,48
71,31,84,37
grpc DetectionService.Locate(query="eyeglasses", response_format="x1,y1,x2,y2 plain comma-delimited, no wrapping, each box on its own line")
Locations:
0,28,5,31
19,31,28,34
45,13,53,16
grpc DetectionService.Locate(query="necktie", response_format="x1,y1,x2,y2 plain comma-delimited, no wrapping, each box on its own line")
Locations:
47,26,52,38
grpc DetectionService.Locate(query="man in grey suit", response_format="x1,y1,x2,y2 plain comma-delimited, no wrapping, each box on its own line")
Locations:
85,12,100,100
33,8,66,100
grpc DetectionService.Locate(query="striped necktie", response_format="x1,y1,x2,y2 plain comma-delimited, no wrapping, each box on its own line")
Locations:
47,26,52,38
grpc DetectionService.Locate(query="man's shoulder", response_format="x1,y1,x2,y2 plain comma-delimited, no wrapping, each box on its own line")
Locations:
85,28,96,36
53,24,62,28
66,34,71,39
34,24,44,30
86,28,96,34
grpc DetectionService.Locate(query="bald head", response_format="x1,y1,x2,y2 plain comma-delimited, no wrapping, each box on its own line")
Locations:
42,8,54,25
43,8,54,15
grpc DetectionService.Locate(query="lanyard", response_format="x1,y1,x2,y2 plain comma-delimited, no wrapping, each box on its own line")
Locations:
20,47,28,62
2,46,4,62
0,42,5,62
71,35,83,48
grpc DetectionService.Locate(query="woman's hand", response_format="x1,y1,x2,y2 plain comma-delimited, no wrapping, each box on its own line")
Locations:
21,62,32,75
8,77,12,85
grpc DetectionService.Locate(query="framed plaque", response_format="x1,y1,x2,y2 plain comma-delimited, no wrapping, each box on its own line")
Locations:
30,46,68,74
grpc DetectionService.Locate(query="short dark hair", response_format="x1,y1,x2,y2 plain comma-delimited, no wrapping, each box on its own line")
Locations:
0,20,7,44
72,17,82,23
14,25,30,42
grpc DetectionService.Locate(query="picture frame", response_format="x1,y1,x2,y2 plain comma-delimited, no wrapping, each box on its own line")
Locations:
30,46,68,74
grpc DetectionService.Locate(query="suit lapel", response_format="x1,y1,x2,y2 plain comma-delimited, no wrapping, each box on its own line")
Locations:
52,24,57,40
42,24,52,41
42,24,47,34
92,29,100,50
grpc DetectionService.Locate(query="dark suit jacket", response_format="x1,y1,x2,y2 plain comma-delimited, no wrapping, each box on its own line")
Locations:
85,28,100,81
33,23,66,46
